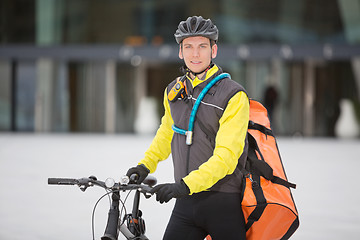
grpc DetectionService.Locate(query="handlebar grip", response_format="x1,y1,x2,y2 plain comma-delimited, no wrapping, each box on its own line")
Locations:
48,178,78,185
143,175,157,187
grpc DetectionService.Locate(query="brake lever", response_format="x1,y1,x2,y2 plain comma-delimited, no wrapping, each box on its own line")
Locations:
139,185,153,198
77,176,97,192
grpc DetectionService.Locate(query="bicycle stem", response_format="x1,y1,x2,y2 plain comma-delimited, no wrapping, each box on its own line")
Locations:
132,190,141,218
101,192,120,240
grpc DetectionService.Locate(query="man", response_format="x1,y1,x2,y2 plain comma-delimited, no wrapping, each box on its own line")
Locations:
127,16,249,239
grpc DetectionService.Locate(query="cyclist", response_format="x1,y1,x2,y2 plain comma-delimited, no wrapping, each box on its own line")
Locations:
126,16,249,240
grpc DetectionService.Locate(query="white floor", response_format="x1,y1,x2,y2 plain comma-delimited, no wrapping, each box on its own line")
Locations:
0,134,359,240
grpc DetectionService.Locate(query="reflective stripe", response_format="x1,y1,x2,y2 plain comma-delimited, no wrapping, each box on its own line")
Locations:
189,96,224,111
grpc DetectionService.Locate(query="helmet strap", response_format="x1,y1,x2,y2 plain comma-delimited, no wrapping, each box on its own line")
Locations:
181,62,214,79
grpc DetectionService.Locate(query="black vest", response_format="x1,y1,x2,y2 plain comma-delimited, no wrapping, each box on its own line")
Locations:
167,68,248,193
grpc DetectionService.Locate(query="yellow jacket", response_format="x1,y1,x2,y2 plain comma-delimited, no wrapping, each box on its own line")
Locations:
139,66,249,194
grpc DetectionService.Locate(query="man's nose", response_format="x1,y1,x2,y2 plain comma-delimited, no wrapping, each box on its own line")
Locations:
193,48,200,57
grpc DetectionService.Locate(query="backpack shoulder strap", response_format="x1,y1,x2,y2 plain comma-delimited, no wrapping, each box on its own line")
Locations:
248,120,274,138
246,132,297,189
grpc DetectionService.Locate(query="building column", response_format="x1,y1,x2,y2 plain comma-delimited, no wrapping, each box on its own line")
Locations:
0,60,12,130
304,59,316,136
245,61,257,98
35,59,54,132
81,62,106,132
133,60,151,134
352,58,360,100
105,60,117,134
290,63,304,135
270,58,288,134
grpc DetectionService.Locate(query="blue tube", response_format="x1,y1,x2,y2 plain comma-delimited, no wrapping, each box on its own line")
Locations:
171,73,231,145
172,124,187,135
188,73,230,132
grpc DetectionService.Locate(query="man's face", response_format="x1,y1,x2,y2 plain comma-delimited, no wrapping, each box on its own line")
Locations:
179,36,218,74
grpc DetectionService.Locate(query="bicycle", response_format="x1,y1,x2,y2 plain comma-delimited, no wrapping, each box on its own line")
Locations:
48,175,157,240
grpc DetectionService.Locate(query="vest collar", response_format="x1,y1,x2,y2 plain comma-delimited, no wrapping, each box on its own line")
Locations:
186,64,219,88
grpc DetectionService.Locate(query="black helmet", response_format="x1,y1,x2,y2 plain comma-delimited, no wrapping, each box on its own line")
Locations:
174,16,218,44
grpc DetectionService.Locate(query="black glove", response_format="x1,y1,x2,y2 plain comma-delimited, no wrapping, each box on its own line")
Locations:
126,164,150,184
150,180,190,204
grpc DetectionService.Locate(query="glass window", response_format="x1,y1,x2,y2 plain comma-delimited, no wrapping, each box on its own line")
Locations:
0,0,348,45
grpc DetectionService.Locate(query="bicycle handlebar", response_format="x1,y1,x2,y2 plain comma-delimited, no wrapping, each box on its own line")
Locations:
48,178,78,185
48,175,156,240
48,175,157,195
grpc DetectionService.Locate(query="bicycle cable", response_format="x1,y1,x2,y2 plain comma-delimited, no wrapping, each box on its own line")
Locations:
119,190,132,226
91,189,128,240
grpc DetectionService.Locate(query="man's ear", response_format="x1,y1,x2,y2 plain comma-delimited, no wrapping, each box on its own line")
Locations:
211,44,218,59
178,45,184,59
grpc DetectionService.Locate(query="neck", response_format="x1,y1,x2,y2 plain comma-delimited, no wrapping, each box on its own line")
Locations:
189,71,206,80
186,62,214,80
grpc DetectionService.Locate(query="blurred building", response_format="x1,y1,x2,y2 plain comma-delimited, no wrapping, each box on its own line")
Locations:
0,0,360,136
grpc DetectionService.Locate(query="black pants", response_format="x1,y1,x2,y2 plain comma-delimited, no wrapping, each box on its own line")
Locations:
163,191,246,240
